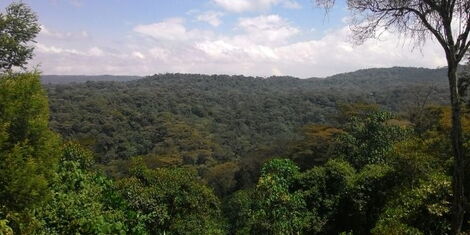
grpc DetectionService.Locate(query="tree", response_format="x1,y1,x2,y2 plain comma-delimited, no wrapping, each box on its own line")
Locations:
35,143,142,234
116,158,225,234
0,2,40,72
250,159,310,234
296,159,355,233
336,110,408,169
289,124,343,170
313,0,470,232
372,172,452,234
0,73,60,233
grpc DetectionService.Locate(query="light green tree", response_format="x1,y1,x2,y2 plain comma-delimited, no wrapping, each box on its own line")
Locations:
35,143,145,234
0,72,60,233
249,159,310,234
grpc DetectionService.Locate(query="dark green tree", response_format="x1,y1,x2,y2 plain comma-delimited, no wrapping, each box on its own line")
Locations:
0,2,40,72
372,172,452,234
337,110,407,169
117,158,225,234
296,159,355,234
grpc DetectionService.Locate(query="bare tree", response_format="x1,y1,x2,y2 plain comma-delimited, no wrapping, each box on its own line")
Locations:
406,84,438,122
314,0,470,233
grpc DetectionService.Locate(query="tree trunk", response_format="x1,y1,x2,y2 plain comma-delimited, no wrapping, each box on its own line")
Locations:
449,63,465,235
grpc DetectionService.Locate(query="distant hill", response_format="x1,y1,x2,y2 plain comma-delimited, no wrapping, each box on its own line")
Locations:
45,66,450,161
325,67,447,82
321,67,448,90
41,67,447,85
41,75,141,84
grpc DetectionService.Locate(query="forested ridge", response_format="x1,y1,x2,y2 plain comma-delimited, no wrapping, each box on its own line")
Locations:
45,67,449,161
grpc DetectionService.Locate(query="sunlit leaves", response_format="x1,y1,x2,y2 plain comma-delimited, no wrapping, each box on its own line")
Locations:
0,73,59,232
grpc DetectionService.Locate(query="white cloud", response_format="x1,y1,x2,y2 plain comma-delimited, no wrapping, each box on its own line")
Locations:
212,0,301,12
33,19,445,77
283,0,301,9
48,0,83,7
236,15,299,44
195,40,279,61
194,15,297,62
132,51,146,59
36,43,81,55
39,25,89,40
270,27,445,76
196,11,224,27
88,47,104,56
149,47,170,60
36,43,105,57
133,18,187,41
133,18,213,41
272,67,283,76
195,40,237,59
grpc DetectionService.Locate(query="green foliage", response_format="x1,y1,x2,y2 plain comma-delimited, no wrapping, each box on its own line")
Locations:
35,143,144,234
391,136,449,186
202,161,240,197
346,163,395,233
337,110,408,168
259,159,300,187
151,112,225,165
117,159,224,234
296,157,395,234
0,73,60,232
223,189,255,235
0,2,40,71
288,124,343,169
45,68,449,162
230,159,310,234
0,219,13,235
372,172,452,235
0,64,459,233
296,159,355,233
61,142,95,169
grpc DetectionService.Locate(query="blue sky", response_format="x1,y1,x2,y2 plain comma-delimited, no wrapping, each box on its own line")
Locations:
1,0,444,77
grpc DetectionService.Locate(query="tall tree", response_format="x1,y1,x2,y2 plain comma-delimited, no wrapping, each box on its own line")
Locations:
314,0,470,233
0,72,60,233
0,2,40,72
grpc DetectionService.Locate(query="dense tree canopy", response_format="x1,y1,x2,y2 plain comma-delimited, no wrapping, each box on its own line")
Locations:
45,68,449,162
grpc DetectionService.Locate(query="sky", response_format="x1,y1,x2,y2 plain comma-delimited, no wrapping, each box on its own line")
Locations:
1,0,446,77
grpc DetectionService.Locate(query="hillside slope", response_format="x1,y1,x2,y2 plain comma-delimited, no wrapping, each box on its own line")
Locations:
45,67,449,161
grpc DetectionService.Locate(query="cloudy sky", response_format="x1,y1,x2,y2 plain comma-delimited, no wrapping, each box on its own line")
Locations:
1,0,446,77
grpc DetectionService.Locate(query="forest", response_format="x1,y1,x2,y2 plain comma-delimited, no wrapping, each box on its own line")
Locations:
4,70,470,234
1,1,470,235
